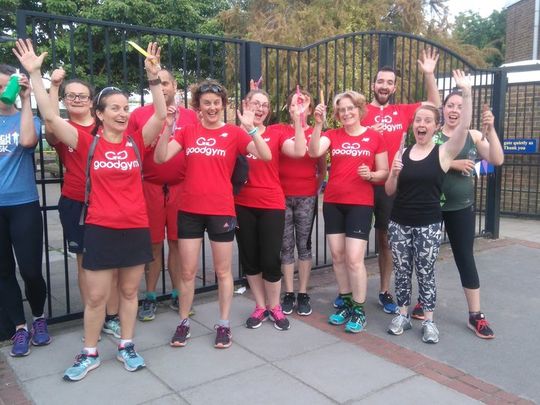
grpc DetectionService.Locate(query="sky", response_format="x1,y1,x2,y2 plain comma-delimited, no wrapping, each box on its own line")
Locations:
446,0,510,20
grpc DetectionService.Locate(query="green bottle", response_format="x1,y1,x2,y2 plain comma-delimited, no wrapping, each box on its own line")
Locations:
0,74,21,105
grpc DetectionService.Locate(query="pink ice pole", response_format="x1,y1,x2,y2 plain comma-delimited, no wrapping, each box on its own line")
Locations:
296,85,306,128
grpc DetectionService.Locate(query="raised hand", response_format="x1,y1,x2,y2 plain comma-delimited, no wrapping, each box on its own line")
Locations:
237,99,256,131
144,42,161,78
390,157,403,178
417,47,439,75
50,68,66,87
452,69,471,92
17,74,31,101
313,103,326,125
12,38,47,74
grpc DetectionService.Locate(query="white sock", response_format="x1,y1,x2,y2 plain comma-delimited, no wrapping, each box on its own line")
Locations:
120,339,133,348
33,314,45,322
83,347,97,355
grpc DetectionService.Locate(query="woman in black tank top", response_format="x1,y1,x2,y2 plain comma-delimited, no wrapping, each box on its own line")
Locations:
384,70,473,344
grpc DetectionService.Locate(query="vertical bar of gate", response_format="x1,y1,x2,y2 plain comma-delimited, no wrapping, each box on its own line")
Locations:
240,41,262,98
485,69,507,238
378,34,395,71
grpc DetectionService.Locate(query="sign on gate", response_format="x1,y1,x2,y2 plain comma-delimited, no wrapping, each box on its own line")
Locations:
503,139,537,154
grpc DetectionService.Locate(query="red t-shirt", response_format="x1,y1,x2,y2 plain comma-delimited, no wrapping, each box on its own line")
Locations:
361,103,420,168
235,124,288,210
174,123,251,216
76,129,148,229
323,127,386,206
278,124,319,197
127,104,198,185
53,121,95,202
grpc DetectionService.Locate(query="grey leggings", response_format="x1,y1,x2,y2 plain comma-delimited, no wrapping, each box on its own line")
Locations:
280,196,317,264
388,221,441,312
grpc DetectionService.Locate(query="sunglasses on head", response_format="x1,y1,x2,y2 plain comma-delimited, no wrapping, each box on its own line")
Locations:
96,86,122,105
199,83,223,94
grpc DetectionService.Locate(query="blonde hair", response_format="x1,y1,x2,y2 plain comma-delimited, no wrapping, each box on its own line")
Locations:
333,91,366,121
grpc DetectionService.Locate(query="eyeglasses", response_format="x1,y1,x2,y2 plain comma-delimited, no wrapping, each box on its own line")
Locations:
249,101,270,110
64,93,90,102
337,105,357,115
199,83,224,94
96,86,122,105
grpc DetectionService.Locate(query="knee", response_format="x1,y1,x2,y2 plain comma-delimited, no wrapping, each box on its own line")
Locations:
215,269,232,282
86,292,107,309
118,284,139,301
331,250,345,265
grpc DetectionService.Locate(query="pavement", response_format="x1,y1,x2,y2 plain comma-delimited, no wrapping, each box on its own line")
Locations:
1,216,539,405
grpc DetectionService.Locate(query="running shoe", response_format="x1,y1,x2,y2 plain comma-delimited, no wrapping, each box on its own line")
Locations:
214,325,232,348
296,293,312,316
333,295,345,308
170,319,191,347
246,305,268,329
468,312,495,339
387,314,412,336
10,328,31,357
117,343,145,372
169,296,179,311
63,351,100,381
281,292,296,315
344,307,367,333
138,298,157,321
102,316,121,339
268,305,290,331
411,302,425,320
421,320,440,344
378,291,399,314
31,318,51,346
329,306,351,325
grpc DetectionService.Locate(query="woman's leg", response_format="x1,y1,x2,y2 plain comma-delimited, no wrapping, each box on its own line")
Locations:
281,197,296,294
294,196,317,294
117,265,145,340
178,238,202,320
327,234,350,294
210,240,234,321
387,221,414,315
344,237,368,304
83,269,114,347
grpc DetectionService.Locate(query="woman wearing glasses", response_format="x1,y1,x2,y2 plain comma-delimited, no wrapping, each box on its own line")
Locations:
14,38,166,380
309,91,389,333
235,88,307,331
155,79,271,348
46,69,121,340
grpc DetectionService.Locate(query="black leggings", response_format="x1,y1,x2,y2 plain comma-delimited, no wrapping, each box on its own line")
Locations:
442,205,479,289
0,201,45,326
235,205,285,283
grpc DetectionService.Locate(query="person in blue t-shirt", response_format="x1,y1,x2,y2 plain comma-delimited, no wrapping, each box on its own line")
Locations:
0,63,51,357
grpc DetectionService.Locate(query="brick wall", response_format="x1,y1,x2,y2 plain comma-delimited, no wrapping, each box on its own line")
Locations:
505,0,538,62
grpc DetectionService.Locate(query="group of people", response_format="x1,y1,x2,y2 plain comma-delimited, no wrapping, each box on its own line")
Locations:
0,39,503,382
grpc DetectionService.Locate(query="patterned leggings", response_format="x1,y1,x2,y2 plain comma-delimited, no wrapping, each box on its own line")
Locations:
280,196,317,264
388,221,442,312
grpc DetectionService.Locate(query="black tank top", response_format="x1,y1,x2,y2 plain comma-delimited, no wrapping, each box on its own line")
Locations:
390,144,445,226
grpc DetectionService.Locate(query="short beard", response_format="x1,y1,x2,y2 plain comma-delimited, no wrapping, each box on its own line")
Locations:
373,91,390,106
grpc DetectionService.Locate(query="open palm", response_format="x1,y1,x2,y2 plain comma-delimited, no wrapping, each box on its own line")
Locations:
12,39,47,74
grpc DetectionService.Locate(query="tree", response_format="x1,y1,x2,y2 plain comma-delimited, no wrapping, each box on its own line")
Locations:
453,10,506,67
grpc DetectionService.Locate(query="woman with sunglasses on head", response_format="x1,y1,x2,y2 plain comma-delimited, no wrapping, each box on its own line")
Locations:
309,91,389,333
14,38,166,380
155,79,271,348
0,64,50,358
47,69,121,341
235,88,307,331
279,89,326,317
385,70,472,344
410,91,503,339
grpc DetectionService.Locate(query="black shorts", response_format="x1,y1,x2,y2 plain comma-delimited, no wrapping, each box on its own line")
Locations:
58,196,85,254
373,185,395,231
82,224,153,270
177,211,236,242
323,202,373,240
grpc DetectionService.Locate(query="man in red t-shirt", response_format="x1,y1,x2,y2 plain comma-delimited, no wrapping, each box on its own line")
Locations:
127,69,198,321
360,48,441,314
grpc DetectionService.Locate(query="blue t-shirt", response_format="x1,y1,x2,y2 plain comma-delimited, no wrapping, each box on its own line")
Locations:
0,112,41,206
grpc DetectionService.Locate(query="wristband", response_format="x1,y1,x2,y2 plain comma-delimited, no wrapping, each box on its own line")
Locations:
248,127,258,136
148,77,161,86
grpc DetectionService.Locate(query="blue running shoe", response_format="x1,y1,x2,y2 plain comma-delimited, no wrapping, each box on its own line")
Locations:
31,318,51,346
63,351,101,381
10,328,31,357
117,343,145,372
333,295,345,309
378,291,399,314
345,307,367,333
329,306,351,325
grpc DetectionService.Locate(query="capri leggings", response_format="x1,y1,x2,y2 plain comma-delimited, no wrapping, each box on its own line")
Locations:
0,201,46,326
235,205,285,283
442,205,479,289
388,221,442,312
281,196,316,265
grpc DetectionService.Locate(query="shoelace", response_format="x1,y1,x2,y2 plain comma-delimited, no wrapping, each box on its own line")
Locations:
74,353,94,366
12,329,28,344
476,319,490,331
121,344,138,359
251,307,267,319
33,318,47,335
143,300,153,310
271,306,286,321
215,325,230,339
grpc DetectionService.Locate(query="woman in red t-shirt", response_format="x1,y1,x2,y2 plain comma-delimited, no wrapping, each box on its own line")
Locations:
15,39,166,381
309,91,389,333
46,69,121,340
155,80,271,349
235,89,307,332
